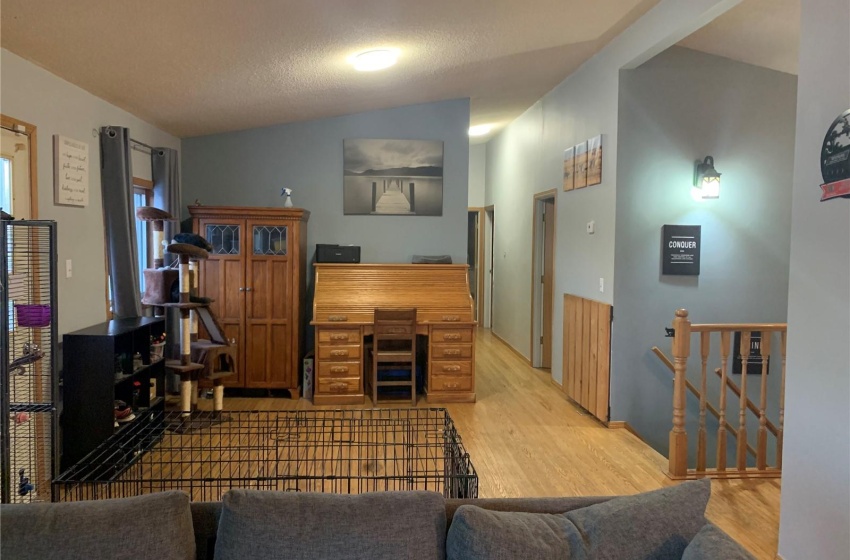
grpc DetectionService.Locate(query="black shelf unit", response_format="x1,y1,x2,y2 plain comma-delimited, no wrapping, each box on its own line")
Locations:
60,317,166,472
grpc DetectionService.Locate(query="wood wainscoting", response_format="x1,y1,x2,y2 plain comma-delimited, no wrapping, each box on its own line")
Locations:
563,294,612,422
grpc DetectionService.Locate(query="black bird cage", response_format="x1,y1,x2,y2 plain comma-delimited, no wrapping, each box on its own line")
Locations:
1,220,58,503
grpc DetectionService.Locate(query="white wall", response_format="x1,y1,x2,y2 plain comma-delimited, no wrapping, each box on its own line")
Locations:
0,49,180,335
484,0,742,381
468,143,486,207
778,0,850,557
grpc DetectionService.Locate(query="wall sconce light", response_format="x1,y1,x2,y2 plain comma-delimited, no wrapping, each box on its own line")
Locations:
693,156,721,199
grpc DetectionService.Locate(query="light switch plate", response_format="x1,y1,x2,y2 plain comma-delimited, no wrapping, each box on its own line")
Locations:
586,221,595,234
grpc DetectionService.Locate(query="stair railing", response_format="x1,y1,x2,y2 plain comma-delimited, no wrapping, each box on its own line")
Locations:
666,309,786,479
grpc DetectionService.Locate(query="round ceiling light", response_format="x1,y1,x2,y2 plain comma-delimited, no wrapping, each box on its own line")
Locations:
468,124,493,137
351,49,400,72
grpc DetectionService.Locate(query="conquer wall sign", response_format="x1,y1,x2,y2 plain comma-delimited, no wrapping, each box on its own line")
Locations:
661,225,701,276
820,108,850,201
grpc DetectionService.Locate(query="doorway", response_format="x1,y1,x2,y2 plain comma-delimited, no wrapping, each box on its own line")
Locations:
0,115,37,220
484,205,494,329
467,208,485,323
531,190,556,369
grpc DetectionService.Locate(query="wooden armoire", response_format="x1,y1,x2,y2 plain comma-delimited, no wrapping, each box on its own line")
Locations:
189,206,309,393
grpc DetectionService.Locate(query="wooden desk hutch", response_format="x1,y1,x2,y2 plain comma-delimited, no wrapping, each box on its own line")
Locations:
189,206,309,393
311,263,476,405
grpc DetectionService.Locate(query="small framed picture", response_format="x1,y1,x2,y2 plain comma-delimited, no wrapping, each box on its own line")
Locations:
563,147,575,191
587,135,602,186
574,141,588,189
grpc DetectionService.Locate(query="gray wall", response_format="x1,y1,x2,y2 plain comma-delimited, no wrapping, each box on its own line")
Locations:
483,0,743,381
182,99,470,266
611,47,797,457
0,49,181,335
779,0,850,556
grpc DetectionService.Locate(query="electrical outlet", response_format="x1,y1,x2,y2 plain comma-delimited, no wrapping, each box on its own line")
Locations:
65,259,73,278
599,277,604,293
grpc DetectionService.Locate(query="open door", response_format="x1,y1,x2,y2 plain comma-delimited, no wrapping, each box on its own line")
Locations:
1,115,37,220
531,190,556,369
467,208,485,323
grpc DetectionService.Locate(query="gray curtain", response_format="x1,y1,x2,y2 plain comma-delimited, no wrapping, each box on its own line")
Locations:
100,126,142,318
152,148,181,263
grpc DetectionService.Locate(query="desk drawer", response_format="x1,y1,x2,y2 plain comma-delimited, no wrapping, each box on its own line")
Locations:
318,329,360,344
430,375,472,392
420,312,473,324
375,324,414,336
317,377,361,395
314,312,371,324
430,361,472,376
431,343,472,360
318,361,361,378
431,328,473,343
318,345,361,360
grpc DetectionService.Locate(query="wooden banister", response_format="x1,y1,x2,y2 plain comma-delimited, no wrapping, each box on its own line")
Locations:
651,347,756,458
663,309,786,480
710,368,779,437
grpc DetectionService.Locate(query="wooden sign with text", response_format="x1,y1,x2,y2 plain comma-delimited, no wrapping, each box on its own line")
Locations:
54,135,89,207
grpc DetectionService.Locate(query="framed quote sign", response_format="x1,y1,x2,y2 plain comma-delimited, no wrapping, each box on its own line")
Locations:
53,135,89,207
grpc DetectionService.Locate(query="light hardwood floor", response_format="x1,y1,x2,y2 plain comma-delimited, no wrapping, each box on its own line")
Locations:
191,328,780,559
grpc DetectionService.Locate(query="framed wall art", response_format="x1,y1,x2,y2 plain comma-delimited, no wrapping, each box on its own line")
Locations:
343,138,443,216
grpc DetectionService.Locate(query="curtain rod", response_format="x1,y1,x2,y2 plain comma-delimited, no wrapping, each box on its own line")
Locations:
130,138,156,152
91,128,166,154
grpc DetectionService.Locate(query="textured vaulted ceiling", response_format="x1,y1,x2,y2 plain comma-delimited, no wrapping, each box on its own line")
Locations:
1,0,800,140
0,0,660,138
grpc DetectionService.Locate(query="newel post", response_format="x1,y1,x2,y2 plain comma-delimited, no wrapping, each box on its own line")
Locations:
669,308,691,478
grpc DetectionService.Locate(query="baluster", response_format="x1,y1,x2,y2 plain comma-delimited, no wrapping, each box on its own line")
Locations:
757,332,771,470
736,331,751,471
669,309,690,478
697,332,710,472
717,332,730,472
777,330,787,469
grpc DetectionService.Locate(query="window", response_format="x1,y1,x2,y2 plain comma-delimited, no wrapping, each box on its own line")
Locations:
1,157,11,214
133,183,152,295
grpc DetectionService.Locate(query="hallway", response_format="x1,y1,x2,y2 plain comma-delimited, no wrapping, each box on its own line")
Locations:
199,328,781,559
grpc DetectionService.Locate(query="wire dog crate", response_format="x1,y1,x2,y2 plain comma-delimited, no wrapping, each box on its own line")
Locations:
1,220,58,504
53,408,478,502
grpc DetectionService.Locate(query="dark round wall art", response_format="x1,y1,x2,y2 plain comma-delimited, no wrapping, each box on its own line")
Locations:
820,108,850,201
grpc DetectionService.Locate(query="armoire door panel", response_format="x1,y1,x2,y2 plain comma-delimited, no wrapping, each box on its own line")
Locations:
267,323,291,386
246,322,267,387
270,260,290,320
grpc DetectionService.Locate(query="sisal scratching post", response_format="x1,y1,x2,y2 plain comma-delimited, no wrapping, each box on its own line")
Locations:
166,242,209,416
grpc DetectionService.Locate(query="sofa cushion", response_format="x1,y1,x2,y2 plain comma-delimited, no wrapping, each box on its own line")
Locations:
446,479,710,560
214,490,447,560
682,524,755,560
0,491,195,560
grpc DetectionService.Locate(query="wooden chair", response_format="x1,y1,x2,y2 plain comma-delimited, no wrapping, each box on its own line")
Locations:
369,308,417,405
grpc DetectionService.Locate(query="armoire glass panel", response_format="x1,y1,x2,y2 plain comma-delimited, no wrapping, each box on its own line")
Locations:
252,226,287,256
206,224,241,255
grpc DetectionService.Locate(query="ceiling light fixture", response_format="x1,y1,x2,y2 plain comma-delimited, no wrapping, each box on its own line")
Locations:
350,49,399,72
468,124,493,137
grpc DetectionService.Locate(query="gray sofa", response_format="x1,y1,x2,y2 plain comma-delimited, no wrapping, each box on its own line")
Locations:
2,479,754,560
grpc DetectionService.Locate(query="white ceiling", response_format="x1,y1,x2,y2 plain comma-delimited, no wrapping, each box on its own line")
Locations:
1,0,799,140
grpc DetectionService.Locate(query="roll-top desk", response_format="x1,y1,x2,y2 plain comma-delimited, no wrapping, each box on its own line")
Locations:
311,264,476,405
